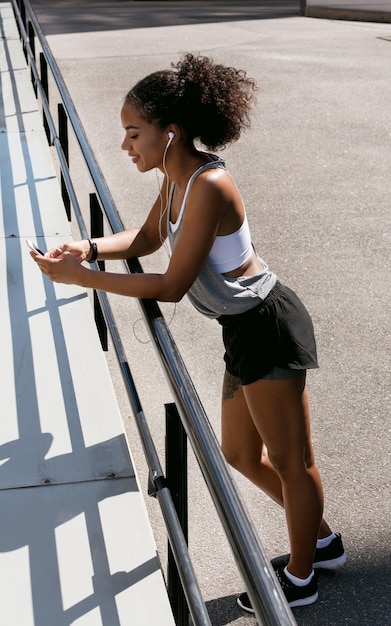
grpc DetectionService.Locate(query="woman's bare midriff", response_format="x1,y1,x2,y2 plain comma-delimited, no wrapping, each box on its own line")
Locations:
223,251,264,279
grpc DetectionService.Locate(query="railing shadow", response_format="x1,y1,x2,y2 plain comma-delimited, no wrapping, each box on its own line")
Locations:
201,554,391,626
0,472,161,625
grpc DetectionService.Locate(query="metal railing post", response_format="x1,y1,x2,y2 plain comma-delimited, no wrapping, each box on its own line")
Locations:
165,403,189,626
28,20,35,95
90,192,108,351
58,102,71,220
39,52,50,143
19,0,26,31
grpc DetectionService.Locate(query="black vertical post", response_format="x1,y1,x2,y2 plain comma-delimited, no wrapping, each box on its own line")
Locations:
165,402,189,626
40,53,51,143
58,103,71,220
90,193,108,351
14,1,22,39
19,0,26,34
28,21,36,96
20,0,27,63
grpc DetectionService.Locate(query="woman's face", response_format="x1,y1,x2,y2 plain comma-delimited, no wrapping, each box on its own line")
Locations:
121,102,167,173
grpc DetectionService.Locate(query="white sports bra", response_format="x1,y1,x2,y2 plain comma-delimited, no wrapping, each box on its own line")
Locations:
207,215,253,273
169,159,253,273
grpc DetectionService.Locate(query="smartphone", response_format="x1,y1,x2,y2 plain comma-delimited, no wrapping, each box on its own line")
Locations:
26,239,44,256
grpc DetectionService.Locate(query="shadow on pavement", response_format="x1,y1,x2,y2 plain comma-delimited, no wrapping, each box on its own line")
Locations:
203,554,391,626
30,0,301,35
294,554,391,626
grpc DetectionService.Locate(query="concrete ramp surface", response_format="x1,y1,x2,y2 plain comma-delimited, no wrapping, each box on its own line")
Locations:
0,3,175,624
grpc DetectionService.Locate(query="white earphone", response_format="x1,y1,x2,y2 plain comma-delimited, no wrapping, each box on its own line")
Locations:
164,131,175,154
166,131,175,149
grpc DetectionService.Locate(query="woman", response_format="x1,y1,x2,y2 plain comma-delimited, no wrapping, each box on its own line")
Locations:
32,53,346,610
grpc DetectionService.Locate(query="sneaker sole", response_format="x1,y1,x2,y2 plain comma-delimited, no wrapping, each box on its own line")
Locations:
237,588,319,612
314,552,347,570
289,590,319,608
236,597,254,614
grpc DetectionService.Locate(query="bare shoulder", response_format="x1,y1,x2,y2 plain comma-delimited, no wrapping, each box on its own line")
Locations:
190,166,239,205
197,165,235,189
183,164,244,236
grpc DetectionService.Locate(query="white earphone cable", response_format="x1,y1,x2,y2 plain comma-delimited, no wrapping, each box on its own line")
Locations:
133,135,176,344
158,134,173,250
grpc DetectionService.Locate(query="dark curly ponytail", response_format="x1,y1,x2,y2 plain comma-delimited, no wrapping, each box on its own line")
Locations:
125,53,258,151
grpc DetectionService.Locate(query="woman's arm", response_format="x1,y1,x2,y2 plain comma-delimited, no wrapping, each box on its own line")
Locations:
90,187,166,260
33,169,231,302
46,183,168,263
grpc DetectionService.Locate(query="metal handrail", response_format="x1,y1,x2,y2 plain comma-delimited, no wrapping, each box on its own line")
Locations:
12,1,296,624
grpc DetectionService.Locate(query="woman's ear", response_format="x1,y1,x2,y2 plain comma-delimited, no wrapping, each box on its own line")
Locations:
167,125,181,144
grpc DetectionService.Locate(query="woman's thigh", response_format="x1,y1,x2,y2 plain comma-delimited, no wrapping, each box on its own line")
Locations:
241,374,315,472
221,370,265,469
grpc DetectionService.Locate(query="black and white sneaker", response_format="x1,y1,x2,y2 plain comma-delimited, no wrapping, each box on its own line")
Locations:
271,533,347,571
237,534,346,614
313,533,347,569
275,567,319,608
237,568,318,613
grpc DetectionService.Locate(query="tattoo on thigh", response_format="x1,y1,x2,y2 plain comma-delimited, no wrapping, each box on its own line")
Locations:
222,371,241,401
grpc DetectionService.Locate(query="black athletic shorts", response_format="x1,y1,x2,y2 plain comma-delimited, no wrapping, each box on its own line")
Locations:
217,281,319,385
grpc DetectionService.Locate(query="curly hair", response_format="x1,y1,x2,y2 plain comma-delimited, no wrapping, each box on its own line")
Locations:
124,53,258,151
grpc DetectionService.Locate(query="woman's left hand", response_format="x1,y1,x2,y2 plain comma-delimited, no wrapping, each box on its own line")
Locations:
31,251,86,285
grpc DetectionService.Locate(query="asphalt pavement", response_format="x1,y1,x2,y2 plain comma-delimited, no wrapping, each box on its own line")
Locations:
27,2,391,624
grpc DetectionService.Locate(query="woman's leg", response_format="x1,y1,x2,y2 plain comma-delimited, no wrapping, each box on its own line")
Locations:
221,370,330,578
221,370,282,499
